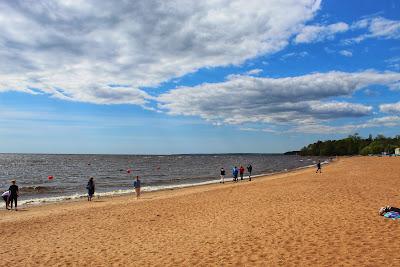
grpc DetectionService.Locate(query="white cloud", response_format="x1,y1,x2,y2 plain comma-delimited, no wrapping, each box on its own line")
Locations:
239,127,260,132
324,47,335,54
385,57,400,70
304,16,400,45
280,51,309,60
348,16,400,43
292,116,400,134
387,57,400,62
380,102,400,113
339,50,353,57
294,22,349,43
363,88,379,97
0,0,321,105
291,123,355,134
324,48,352,57
239,127,279,133
157,70,400,125
246,69,263,75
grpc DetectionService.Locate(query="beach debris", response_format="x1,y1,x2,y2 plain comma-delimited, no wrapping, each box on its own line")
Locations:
379,206,400,219
383,211,400,220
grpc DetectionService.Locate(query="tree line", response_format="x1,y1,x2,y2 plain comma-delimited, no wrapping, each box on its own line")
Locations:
299,134,400,156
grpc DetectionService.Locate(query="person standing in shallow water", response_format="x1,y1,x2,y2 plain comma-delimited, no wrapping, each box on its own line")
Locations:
9,180,19,211
87,177,95,201
316,160,322,173
220,168,225,183
247,164,253,181
134,176,141,199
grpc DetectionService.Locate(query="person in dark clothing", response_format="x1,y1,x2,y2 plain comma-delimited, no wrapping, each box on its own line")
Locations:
86,177,95,201
133,176,141,199
239,166,245,180
316,160,322,173
220,168,226,183
247,164,253,181
9,180,19,211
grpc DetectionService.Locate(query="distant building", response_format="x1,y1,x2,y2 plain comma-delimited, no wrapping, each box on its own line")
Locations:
395,148,400,156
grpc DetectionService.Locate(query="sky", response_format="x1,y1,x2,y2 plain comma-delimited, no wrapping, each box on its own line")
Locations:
0,0,399,154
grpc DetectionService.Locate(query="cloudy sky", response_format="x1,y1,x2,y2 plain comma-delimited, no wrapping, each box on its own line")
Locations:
0,0,399,154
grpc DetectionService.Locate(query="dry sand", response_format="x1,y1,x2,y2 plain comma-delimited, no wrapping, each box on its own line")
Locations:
1,156,400,266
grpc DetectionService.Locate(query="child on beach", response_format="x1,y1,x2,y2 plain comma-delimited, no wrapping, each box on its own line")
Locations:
2,190,10,210
8,180,19,211
134,176,141,199
247,164,253,181
239,166,245,180
220,168,225,183
316,161,322,173
86,177,95,201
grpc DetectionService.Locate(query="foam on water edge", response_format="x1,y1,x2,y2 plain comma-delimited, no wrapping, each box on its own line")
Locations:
0,161,326,208
1,179,224,207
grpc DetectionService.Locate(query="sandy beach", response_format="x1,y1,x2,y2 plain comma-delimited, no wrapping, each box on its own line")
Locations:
1,156,400,266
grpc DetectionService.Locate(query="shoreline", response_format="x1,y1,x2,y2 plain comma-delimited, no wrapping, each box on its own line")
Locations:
1,160,327,210
0,160,328,219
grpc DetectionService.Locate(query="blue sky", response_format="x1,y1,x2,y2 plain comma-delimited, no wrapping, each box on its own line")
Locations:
0,0,399,154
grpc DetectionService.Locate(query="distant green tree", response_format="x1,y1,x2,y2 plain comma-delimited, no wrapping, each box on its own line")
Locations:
299,134,400,156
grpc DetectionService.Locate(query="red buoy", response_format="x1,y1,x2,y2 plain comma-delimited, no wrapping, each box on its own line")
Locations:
48,175,54,180
127,169,131,174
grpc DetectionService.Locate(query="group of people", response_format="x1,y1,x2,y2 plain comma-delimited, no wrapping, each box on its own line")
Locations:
85,175,142,201
3,161,323,209
2,180,19,211
2,175,143,211
220,164,253,183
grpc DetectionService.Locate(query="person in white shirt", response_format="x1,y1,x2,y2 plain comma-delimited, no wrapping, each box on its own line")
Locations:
2,190,10,210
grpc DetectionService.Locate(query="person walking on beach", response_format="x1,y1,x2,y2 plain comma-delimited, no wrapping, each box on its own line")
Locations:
220,167,226,184
232,166,238,182
316,160,322,173
247,164,253,181
239,166,245,180
2,190,10,210
86,177,95,201
134,176,141,199
8,180,19,211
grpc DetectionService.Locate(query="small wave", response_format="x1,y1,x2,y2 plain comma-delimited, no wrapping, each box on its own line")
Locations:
19,185,56,193
0,162,327,208
0,179,223,208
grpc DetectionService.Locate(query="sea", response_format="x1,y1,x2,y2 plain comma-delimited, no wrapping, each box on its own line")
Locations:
0,153,329,207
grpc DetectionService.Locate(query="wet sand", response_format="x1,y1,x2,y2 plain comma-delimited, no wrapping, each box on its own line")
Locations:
1,157,400,266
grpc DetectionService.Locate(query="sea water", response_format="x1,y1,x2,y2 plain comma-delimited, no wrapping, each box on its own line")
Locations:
0,153,328,206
